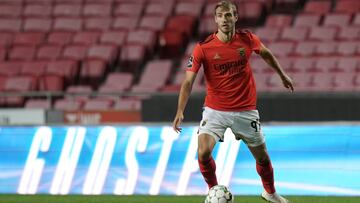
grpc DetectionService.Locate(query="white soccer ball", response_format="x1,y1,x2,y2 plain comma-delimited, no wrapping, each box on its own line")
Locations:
204,185,234,203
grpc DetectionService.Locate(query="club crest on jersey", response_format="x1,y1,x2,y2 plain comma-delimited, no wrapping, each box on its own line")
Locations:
187,55,194,68
237,47,246,57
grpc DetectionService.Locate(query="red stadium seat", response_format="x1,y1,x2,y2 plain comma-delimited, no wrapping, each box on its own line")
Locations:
265,14,292,28
166,15,195,38
0,61,23,76
47,31,74,46
9,46,36,61
315,42,337,56
46,60,79,83
25,99,52,109
25,0,53,4
335,0,360,13
333,73,354,91
126,29,156,52
0,19,22,33
20,61,47,77
323,13,351,27
0,4,22,18
303,0,331,15
23,4,52,18
38,75,64,91
86,45,118,62
255,27,281,43
307,73,334,92
250,56,269,73
268,42,295,57
4,75,37,107
337,27,360,41
199,16,217,37
273,0,301,13
239,1,264,25
0,0,23,5
0,48,6,61
281,27,309,42
292,57,316,73
145,2,174,17
83,3,112,17
139,15,167,31
308,27,337,41
65,85,93,102
85,18,112,31
336,57,359,72
336,42,358,56
56,0,84,4
53,4,82,17
309,57,338,72
13,32,45,46
119,44,146,73
72,31,101,45
114,3,144,17
36,44,63,60
80,59,107,85
23,18,52,32
288,72,310,92
54,99,83,111
100,31,127,46
98,72,133,93
293,14,321,27
175,2,202,17
112,16,139,31
158,29,185,58
62,45,89,61
83,98,114,110
0,33,13,48
353,13,360,27
53,17,83,32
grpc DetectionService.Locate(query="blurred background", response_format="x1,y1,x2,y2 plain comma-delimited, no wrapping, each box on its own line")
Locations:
0,0,359,198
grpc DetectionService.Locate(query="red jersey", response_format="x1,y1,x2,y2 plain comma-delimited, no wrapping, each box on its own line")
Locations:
187,30,262,111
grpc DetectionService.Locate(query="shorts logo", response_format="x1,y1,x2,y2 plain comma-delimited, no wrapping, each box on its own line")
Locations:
201,120,207,127
187,55,194,68
237,47,246,57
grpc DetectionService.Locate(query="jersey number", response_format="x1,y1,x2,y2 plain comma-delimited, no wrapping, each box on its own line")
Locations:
250,119,261,132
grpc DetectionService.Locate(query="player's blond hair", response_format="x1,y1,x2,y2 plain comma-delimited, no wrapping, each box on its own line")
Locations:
214,0,238,17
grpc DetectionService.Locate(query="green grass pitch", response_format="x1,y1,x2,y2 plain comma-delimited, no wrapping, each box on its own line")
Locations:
0,195,360,203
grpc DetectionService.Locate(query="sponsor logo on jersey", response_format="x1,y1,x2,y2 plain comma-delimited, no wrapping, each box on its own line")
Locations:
213,53,221,60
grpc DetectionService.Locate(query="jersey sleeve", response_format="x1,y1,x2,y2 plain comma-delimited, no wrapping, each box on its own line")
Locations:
248,32,262,54
186,43,204,73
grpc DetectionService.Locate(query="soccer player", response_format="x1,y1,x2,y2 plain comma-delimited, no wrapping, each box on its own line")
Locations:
172,1,293,203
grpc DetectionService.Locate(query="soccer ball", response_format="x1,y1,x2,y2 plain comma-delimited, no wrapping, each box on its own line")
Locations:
204,185,234,203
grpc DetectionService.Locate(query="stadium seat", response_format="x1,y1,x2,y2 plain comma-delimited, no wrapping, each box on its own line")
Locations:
9,46,36,61
353,13,360,27
126,29,156,53
0,19,22,33
23,4,52,18
307,73,334,92
65,85,93,102
292,57,316,73
268,42,295,57
23,18,52,32
112,16,139,31
25,0,53,5
175,2,203,17
0,33,13,48
0,48,6,61
333,73,354,91
119,44,146,74
80,59,107,85
47,31,75,46
0,4,23,18
239,1,264,26
36,44,63,60
158,29,185,58
4,76,37,107
293,14,321,27
53,4,82,17
62,45,89,61
184,41,196,57
308,27,337,41
303,0,331,15
20,61,47,77
85,18,112,31
315,42,337,56
312,57,338,72
54,99,83,111
281,27,309,42
292,42,317,56
250,57,269,73
139,15,167,32
336,42,358,56
114,3,144,17
145,2,174,17
83,98,114,110
72,31,101,45
334,0,360,13
336,57,359,73
323,13,351,27
265,14,292,28
199,16,217,37
86,44,118,62
166,15,195,38
98,72,133,93
13,32,45,46
53,17,83,32
100,31,127,46
273,0,301,13
255,27,281,43
83,3,112,17
0,61,23,76
38,75,64,91
337,27,360,41
0,0,23,5
46,60,79,84
56,0,84,4
25,99,52,109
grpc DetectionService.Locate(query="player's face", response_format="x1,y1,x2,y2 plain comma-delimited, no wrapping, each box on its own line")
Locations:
214,7,238,33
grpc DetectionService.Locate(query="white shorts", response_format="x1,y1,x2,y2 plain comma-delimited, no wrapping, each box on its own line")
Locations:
198,107,265,147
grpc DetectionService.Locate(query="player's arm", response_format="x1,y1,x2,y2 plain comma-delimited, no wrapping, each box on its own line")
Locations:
259,43,294,92
172,71,197,133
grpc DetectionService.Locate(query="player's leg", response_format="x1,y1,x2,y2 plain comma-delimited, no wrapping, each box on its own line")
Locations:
249,143,289,203
198,133,218,189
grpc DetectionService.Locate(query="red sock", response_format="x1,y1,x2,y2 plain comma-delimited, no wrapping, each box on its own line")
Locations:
198,156,218,189
256,161,276,194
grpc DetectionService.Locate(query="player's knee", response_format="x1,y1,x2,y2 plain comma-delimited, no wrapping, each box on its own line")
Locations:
198,146,212,161
256,154,270,165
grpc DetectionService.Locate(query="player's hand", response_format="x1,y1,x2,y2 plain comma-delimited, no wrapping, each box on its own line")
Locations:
172,113,184,133
281,74,294,92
